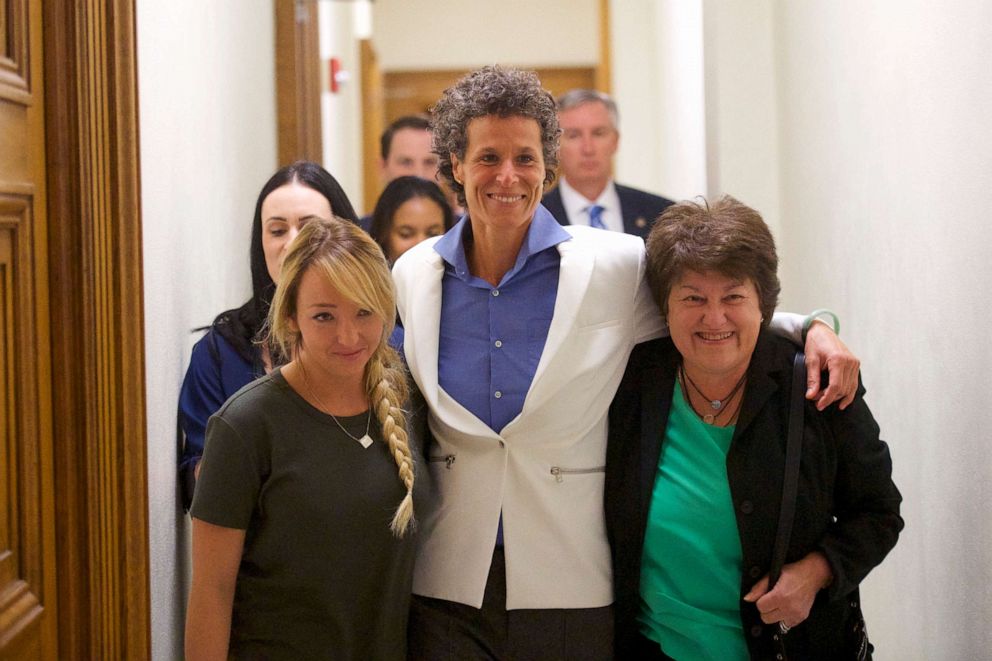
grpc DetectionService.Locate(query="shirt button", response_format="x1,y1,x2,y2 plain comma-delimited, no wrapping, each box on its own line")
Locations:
494,391,502,399
491,289,500,297
749,565,762,578
494,340,503,348
750,625,763,638
740,500,754,514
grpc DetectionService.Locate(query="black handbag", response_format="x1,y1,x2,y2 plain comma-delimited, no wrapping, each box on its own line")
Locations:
768,352,871,661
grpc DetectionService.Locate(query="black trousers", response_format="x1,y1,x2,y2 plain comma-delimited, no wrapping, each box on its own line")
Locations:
408,547,614,661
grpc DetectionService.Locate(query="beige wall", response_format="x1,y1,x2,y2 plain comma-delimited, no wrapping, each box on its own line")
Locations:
371,0,599,70
136,1,278,658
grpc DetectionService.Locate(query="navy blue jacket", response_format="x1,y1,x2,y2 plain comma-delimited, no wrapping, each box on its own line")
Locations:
542,182,674,239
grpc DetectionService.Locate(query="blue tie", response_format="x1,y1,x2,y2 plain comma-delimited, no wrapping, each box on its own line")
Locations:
588,204,607,230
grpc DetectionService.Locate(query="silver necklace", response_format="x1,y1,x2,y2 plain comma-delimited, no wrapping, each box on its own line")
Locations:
301,368,373,449
679,364,746,425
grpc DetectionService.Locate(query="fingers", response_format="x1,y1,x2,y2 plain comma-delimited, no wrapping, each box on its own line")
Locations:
839,357,861,410
804,353,822,401
816,354,862,411
747,556,826,628
753,590,804,626
743,575,769,603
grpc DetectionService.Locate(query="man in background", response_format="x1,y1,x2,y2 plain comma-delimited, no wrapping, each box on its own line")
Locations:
378,115,438,183
542,89,673,239
362,115,462,229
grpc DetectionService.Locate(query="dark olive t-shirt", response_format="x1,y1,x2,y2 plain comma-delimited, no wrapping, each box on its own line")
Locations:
191,369,415,660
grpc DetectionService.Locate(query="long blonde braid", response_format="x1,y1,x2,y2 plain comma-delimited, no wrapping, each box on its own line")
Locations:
365,345,415,537
267,215,416,536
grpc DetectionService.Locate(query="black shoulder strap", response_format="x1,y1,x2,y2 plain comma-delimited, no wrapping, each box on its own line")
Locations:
768,351,806,590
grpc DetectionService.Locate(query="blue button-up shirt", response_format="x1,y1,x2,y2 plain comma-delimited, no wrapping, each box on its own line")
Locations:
434,205,571,433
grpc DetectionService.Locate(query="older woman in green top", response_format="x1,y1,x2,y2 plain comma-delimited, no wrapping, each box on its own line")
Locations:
605,197,903,660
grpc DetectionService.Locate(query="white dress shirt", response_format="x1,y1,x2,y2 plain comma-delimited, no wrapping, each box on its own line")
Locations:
558,177,624,233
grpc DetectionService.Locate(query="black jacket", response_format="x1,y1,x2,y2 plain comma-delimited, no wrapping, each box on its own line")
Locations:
605,332,903,660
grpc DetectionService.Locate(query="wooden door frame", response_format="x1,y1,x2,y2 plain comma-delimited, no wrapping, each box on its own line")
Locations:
43,1,150,658
275,0,323,165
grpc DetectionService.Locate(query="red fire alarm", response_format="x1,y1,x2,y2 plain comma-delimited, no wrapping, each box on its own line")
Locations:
329,57,350,93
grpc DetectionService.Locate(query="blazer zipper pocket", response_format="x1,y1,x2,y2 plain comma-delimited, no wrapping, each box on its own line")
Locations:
550,465,605,483
428,454,456,469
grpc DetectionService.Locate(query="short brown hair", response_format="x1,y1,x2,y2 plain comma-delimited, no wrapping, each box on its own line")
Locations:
380,115,431,160
645,196,780,325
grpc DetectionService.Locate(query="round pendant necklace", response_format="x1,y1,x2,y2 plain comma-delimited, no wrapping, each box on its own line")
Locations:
301,367,373,448
679,363,747,425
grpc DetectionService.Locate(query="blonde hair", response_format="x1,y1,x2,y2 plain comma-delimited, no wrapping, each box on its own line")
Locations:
268,216,415,536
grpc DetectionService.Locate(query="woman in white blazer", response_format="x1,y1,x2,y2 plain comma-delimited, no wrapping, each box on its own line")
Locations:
393,65,860,661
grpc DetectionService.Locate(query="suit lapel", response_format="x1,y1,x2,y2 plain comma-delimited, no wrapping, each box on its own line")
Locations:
542,188,570,226
499,235,594,435
733,333,785,443
403,244,504,441
529,235,593,384
617,186,648,238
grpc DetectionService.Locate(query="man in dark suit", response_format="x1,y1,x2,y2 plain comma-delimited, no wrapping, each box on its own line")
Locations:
542,90,674,239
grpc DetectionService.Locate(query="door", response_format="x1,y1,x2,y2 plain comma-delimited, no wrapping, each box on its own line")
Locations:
0,0,58,656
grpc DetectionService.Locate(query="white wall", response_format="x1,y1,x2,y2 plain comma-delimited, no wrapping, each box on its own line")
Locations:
773,3,992,657
320,0,367,209
136,1,278,658
372,0,599,71
611,0,708,202
702,0,781,237
698,1,992,657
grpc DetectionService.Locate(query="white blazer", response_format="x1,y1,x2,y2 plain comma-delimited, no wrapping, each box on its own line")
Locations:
393,226,664,610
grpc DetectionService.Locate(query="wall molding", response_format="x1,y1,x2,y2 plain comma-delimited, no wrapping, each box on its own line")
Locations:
43,1,150,658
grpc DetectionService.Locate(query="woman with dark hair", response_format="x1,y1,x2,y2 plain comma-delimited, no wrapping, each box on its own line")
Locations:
606,197,902,660
369,176,455,263
178,161,358,508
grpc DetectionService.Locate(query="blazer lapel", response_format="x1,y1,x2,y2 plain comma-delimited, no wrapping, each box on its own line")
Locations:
734,333,786,443
510,235,595,417
403,249,444,411
403,246,503,441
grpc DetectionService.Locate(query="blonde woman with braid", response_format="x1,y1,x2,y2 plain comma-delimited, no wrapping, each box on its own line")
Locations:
186,216,420,661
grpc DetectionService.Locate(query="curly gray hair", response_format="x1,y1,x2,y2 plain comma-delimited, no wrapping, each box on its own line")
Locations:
431,65,560,207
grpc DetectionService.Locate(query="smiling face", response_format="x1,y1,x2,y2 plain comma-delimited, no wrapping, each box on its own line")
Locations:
387,196,447,261
451,115,545,241
291,265,384,387
558,101,619,196
666,269,763,380
261,182,333,283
